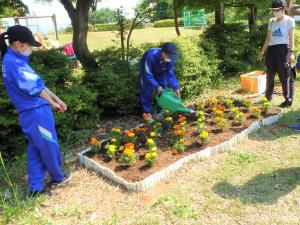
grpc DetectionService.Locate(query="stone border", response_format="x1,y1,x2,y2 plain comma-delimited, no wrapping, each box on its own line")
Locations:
78,107,283,192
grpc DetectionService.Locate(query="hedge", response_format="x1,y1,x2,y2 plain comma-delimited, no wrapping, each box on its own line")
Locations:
153,18,184,28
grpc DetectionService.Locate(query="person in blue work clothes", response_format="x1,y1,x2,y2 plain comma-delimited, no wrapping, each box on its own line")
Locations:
0,25,72,196
140,42,180,122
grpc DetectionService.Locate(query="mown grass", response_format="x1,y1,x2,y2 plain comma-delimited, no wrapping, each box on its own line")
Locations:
48,27,202,50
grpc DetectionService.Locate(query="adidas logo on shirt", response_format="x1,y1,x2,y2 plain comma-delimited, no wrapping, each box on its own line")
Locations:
272,28,283,37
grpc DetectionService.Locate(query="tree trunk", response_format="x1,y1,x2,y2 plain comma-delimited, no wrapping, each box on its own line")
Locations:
60,0,98,68
248,5,257,32
173,0,181,36
215,0,224,25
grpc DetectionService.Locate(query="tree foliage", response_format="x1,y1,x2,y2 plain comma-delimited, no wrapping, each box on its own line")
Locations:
0,0,28,16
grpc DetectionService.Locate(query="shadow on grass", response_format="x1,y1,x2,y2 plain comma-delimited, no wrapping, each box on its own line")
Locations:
213,167,300,205
248,109,300,141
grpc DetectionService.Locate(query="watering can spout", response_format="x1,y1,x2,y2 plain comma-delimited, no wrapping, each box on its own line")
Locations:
156,89,194,113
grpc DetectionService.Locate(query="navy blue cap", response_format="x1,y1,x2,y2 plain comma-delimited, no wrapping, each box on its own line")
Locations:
7,25,41,47
270,0,287,9
162,42,179,61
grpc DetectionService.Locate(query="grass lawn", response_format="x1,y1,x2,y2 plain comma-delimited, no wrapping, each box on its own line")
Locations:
48,27,202,51
1,78,300,225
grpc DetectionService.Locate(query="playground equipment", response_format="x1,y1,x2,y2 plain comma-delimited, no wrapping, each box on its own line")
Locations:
183,9,207,29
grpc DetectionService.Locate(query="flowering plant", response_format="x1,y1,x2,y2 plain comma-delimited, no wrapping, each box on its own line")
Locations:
214,117,228,131
164,116,174,130
242,98,253,109
262,102,271,114
206,96,219,107
250,106,262,118
124,130,137,143
199,131,209,143
233,112,245,125
90,137,101,153
119,143,136,165
105,144,117,159
196,102,205,111
230,107,240,117
226,98,234,109
145,151,158,166
173,138,186,153
153,122,163,138
212,107,225,117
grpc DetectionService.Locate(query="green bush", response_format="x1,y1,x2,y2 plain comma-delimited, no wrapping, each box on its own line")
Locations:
154,18,184,28
174,37,221,99
83,62,140,116
203,23,264,76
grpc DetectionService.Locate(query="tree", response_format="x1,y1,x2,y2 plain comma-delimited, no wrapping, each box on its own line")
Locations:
89,7,116,24
115,3,155,62
0,0,28,16
37,0,102,68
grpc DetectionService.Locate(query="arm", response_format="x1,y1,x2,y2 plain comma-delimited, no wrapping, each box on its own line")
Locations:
288,27,295,64
167,62,180,97
258,31,271,61
44,87,67,112
143,54,161,92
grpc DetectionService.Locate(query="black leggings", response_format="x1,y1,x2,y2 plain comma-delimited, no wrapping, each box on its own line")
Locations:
265,44,294,101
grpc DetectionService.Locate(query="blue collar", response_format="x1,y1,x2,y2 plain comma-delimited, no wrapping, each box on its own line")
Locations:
7,48,30,63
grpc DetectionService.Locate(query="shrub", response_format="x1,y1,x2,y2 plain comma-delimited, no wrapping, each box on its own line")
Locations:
83,63,140,115
154,18,184,28
174,36,221,99
202,23,265,76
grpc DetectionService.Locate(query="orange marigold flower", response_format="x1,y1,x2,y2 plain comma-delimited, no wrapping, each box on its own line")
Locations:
90,137,100,146
173,125,181,130
124,143,135,149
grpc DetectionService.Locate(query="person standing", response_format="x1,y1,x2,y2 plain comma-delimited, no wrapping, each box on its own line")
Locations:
0,25,72,196
258,0,295,107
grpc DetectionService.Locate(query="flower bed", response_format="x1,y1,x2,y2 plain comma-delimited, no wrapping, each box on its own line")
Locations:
78,96,283,191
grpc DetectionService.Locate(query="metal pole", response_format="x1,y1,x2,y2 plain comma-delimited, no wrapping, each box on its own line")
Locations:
52,14,59,41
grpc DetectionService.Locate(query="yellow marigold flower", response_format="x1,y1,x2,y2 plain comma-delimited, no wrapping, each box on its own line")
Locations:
150,132,156,137
200,131,208,138
198,118,205,123
147,138,154,145
127,132,135,138
152,152,157,157
112,128,121,133
150,147,157,152
108,145,116,152
119,146,124,151
124,148,134,157
198,124,204,129
111,138,117,143
145,152,151,160
164,109,170,114
179,138,184,143
165,117,173,122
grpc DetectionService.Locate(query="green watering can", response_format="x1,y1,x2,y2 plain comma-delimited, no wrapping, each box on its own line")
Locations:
156,89,195,113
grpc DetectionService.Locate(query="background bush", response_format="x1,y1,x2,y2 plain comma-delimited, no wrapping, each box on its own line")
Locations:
154,18,184,28
202,23,265,76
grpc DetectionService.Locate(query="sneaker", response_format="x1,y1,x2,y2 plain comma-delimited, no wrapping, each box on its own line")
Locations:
292,124,300,131
51,173,72,188
279,100,293,108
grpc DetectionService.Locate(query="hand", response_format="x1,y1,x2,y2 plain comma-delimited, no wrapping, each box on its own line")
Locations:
175,89,181,98
289,53,295,65
157,87,163,94
56,99,67,112
51,102,63,113
258,51,264,62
